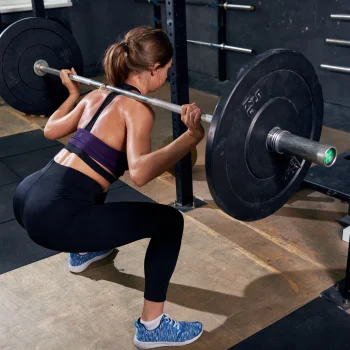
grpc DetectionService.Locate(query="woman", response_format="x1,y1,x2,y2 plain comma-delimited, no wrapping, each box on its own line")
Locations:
13,26,205,348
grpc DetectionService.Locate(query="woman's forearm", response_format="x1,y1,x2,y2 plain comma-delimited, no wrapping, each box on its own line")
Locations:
131,131,203,186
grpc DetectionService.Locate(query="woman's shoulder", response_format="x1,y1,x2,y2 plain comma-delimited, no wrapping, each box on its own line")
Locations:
81,89,106,103
118,94,155,117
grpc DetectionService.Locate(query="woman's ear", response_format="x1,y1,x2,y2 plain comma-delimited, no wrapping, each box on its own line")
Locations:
150,62,161,76
152,62,161,71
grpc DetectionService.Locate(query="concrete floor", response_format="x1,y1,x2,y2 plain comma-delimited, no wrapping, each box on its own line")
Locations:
0,82,349,350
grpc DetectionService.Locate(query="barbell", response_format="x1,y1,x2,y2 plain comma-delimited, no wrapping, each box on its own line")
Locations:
0,17,338,221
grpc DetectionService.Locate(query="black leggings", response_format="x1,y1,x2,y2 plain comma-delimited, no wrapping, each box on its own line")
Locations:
13,160,184,302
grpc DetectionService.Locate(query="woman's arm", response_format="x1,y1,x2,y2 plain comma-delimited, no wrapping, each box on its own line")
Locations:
125,100,204,187
44,68,85,140
44,94,84,140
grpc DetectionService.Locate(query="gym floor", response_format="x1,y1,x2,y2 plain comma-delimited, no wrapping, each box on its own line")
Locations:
1,80,350,349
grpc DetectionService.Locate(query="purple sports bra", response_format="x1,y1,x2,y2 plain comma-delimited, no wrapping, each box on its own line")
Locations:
65,83,141,183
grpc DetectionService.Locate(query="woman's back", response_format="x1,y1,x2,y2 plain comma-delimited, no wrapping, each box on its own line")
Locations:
54,86,150,191
77,89,127,152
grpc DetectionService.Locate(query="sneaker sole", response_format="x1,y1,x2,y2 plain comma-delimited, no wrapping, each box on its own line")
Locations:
133,329,203,349
68,250,114,273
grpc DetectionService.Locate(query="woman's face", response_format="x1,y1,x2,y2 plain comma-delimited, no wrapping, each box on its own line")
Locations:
149,59,173,92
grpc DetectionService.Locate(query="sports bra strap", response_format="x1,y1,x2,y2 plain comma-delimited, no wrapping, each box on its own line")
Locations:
84,83,142,132
84,92,117,132
65,143,116,183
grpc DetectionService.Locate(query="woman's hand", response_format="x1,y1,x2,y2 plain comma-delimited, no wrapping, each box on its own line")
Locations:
181,103,205,142
60,68,80,97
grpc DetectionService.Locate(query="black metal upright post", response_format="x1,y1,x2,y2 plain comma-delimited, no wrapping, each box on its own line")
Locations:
343,202,350,300
31,0,46,17
166,0,194,207
153,2,162,29
218,0,227,81
344,244,350,300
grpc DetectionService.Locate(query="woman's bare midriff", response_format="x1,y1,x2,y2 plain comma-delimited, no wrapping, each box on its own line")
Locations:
54,150,113,192
54,90,129,193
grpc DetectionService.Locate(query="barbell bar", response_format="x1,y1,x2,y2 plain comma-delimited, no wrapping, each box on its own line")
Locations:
330,14,350,20
33,60,214,124
321,64,350,74
33,60,336,168
187,39,253,54
222,2,254,10
326,38,350,47
139,0,255,11
0,17,338,221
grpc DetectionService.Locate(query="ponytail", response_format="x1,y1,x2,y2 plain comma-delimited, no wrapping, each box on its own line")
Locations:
103,42,129,86
103,26,173,87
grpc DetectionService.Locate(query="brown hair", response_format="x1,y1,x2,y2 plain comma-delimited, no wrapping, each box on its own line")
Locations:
103,26,173,87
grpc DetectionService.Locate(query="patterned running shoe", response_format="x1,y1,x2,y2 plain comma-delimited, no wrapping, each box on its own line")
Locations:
133,313,203,349
68,250,114,273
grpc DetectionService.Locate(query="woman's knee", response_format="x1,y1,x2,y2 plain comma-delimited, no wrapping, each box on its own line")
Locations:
164,205,184,238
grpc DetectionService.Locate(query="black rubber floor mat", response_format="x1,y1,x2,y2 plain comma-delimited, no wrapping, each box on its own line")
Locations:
304,150,350,202
324,102,350,133
229,297,350,350
0,220,58,275
2,145,63,178
0,129,60,158
0,182,19,224
109,179,127,190
0,161,21,187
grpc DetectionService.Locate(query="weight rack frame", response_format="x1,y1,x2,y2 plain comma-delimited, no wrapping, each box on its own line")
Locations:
166,0,196,208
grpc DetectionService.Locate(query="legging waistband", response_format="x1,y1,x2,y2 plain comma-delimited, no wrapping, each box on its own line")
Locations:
47,160,104,196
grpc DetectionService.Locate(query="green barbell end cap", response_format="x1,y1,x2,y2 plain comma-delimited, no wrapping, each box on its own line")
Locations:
324,148,336,166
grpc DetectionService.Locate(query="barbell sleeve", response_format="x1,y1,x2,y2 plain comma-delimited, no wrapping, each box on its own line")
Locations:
34,60,214,123
267,128,337,167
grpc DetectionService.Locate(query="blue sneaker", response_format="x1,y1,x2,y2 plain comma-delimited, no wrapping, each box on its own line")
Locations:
133,314,203,349
68,250,114,273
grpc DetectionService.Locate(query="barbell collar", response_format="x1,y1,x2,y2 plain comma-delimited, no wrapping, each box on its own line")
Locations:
267,127,337,167
34,61,213,123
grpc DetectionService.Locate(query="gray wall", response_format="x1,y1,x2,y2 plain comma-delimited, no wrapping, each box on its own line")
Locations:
225,0,350,108
141,0,350,108
3,0,350,107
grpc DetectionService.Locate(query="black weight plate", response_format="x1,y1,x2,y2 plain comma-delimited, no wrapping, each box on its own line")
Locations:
206,49,323,221
0,17,83,115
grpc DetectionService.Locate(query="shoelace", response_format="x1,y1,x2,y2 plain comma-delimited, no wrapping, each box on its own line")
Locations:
164,314,180,330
